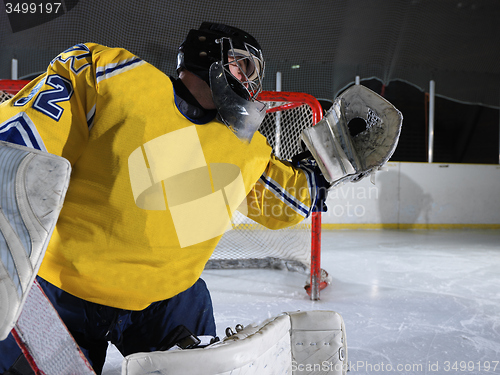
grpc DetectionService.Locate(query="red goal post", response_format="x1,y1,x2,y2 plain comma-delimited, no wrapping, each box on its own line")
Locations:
0,79,30,94
0,79,30,103
259,91,326,300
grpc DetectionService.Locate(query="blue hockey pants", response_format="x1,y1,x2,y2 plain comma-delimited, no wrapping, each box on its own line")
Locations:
0,276,216,374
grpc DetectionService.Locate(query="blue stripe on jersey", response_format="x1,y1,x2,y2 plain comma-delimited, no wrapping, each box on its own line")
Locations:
95,57,145,84
296,163,317,217
50,43,92,75
87,104,96,130
259,173,309,217
0,113,46,151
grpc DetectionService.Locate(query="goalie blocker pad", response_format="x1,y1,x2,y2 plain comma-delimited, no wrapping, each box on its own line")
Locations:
0,141,71,340
122,310,348,375
301,85,402,187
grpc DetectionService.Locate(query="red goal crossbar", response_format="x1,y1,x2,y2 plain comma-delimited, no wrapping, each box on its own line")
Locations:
0,79,30,94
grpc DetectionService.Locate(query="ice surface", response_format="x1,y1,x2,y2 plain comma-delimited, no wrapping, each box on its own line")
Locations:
103,229,500,374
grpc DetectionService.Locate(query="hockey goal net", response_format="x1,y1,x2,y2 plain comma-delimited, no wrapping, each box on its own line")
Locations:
0,82,328,299
207,91,328,299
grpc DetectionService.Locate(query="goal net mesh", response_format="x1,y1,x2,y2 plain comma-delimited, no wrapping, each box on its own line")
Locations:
207,96,317,275
0,90,13,103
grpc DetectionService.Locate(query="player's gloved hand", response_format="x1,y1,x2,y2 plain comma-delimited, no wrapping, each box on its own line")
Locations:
295,159,331,213
313,170,330,213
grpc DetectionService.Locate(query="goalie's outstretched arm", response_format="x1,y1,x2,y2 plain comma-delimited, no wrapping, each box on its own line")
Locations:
244,155,329,230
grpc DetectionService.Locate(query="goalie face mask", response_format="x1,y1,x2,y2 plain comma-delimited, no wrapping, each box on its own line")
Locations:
177,22,266,142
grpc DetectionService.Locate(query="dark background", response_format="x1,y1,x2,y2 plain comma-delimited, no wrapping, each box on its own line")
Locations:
1,0,499,164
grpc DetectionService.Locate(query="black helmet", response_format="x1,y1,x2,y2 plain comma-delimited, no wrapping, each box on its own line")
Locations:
177,23,266,142
177,22,264,100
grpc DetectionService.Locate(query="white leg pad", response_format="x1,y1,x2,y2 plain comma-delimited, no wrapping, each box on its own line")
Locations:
0,141,71,340
289,310,347,374
122,310,347,375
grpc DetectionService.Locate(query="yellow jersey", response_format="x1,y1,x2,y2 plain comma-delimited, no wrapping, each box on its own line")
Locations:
0,43,315,310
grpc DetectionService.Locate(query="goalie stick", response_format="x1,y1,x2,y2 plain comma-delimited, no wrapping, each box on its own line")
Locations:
0,141,94,374
12,280,95,374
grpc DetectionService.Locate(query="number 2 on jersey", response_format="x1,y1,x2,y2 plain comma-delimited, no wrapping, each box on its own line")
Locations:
14,74,73,121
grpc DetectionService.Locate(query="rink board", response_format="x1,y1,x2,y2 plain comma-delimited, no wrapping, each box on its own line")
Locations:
321,162,500,228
